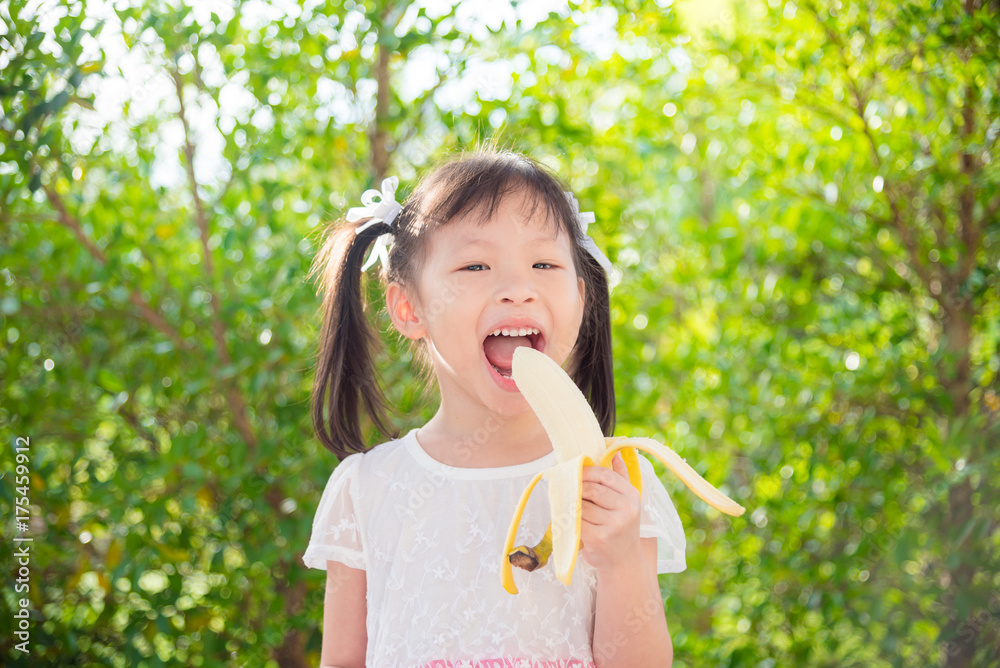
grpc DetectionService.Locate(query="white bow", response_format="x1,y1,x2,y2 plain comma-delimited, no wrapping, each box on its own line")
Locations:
564,192,613,274
347,176,402,272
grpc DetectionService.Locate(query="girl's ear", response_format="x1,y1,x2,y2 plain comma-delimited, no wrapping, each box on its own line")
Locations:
386,281,426,341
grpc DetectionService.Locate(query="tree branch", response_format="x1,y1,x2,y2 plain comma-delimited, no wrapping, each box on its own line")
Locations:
172,68,259,452
957,70,981,286
880,183,942,294
806,7,948,305
369,5,407,182
116,397,162,455
371,35,391,182
42,184,189,351
43,184,108,263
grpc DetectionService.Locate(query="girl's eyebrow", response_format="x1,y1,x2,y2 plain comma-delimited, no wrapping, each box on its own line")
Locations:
457,238,493,248
457,233,561,248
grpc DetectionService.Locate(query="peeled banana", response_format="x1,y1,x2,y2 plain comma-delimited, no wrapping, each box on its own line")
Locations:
502,346,746,595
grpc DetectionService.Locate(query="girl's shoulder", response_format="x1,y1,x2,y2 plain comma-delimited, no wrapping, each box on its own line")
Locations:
335,428,417,478
315,431,415,506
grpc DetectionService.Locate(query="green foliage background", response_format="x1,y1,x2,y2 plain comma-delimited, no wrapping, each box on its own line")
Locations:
1,0,998,666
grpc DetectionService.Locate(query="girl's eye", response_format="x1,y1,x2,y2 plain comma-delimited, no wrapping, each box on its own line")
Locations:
534,262,554,269
463,264,487,271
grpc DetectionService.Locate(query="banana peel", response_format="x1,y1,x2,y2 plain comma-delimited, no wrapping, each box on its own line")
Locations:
502,346,745,595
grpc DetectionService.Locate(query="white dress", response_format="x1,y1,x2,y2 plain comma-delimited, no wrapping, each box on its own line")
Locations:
302,428,687,668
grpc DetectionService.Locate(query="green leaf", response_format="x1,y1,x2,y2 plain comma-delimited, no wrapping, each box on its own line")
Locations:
96,369,125,393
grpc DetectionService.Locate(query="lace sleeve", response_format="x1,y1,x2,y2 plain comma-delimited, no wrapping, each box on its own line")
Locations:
636,454,687,574
302,453,366,571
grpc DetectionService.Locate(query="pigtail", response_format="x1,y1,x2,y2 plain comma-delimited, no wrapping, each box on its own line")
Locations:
309,219,399,458
570,251,616,437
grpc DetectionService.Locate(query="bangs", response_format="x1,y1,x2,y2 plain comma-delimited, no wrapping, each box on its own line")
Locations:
410,152,577,240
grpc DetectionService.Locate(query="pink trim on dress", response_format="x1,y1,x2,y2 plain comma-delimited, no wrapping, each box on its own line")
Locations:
419,661,595,668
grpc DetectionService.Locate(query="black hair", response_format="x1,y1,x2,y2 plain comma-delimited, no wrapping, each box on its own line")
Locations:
309,149,615,459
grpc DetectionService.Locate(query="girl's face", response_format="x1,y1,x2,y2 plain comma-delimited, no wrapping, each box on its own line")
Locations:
396,190,586,418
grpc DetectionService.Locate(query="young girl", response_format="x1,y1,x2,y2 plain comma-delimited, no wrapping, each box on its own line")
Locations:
302,150,687,668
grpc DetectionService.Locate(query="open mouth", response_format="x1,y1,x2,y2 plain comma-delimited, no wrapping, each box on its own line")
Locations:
483,327,544,380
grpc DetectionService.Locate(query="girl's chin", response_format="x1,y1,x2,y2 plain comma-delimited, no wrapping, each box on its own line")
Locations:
486,396,535,421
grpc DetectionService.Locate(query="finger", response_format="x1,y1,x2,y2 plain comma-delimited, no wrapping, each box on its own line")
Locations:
582,464,633,494
611,452,628,479
581,499,615,526
581,481,621,511
582,464,623,486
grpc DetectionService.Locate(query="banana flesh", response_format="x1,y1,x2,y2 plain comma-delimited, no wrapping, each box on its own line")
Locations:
511,346,607,464
502,347,746,595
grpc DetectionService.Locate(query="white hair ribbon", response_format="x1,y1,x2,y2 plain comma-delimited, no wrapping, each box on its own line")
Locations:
564,192,613,274
347,176,402,272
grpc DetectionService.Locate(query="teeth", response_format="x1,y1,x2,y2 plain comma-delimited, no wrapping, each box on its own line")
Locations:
500,346,747,595
490,327,540,338
489,362,513,380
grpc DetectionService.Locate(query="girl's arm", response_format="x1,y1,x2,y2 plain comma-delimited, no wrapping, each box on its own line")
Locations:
320,560,367,668
583,456,673,667
592,538,672,667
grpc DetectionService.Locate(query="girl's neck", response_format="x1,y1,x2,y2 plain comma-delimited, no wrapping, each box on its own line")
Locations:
417,405,552,469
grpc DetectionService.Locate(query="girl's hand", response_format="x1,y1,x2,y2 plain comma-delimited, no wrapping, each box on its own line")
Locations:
579,452,643,575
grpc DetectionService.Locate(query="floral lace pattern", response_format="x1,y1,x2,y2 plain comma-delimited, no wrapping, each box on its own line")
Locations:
302,429,686,667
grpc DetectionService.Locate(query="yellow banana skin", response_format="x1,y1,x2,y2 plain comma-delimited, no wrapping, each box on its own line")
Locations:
501,470,545,595
502,347,746,595
505,448,642,574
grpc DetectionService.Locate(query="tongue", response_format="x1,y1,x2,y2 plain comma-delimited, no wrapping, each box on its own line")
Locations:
484,335,532,373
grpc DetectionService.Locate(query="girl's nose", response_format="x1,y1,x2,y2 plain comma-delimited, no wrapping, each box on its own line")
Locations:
496,269,538,304
500,291,536,304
